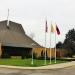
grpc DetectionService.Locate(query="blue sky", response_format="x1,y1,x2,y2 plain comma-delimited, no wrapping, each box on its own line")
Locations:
0,0,75,47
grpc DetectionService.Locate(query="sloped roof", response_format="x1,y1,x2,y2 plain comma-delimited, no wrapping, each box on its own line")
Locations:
0,20,41,48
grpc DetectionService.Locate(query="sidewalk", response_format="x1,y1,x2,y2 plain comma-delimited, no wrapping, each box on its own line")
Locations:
0,61,75,70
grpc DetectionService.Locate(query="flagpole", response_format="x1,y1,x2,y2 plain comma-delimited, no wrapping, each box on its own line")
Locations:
44,20,47,65
31,49,33,65
31,44,34,65
49,22,52,64
44,29,47,65
55,27,56,63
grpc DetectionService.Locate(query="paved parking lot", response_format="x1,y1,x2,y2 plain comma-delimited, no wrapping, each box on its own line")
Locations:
0,66,75,75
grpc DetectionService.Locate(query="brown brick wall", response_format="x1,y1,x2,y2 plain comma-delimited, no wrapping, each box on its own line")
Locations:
33,48,55,58
33,48,67,58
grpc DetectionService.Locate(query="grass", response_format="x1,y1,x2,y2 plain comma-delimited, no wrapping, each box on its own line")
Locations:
0,58,69,67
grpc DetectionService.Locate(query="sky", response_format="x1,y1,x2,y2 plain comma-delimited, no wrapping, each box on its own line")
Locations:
0,0,75,48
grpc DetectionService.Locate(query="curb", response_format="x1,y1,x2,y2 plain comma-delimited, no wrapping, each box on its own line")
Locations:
0,61,75,70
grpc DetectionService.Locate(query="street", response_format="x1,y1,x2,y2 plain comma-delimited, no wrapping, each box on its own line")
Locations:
0,66,75,75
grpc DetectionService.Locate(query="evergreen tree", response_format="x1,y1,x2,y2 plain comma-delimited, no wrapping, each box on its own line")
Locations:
63,29,75,57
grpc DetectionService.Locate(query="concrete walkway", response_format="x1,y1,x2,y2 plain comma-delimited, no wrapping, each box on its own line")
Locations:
0,61,75,70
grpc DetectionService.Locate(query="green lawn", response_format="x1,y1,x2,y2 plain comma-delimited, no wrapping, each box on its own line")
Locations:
0,58,68,67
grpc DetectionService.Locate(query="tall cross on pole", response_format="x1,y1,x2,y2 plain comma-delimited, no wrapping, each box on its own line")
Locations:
7,9,9,27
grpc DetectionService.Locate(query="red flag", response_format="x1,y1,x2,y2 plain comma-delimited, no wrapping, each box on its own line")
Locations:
45,20,48,32
56,25,60,35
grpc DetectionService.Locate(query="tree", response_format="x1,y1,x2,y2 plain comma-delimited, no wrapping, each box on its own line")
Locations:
63,29,75,57
56,42,63,49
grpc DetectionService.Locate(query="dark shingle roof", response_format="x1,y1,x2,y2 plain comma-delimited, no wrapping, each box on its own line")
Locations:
0,20,41,48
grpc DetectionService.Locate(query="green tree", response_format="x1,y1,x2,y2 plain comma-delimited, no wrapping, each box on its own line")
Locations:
63,29,75,57
56,42,63,49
